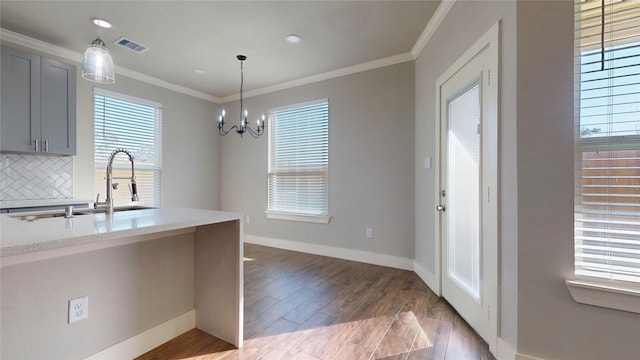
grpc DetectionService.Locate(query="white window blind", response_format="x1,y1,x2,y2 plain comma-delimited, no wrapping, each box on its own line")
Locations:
268,99,329,216
574,0,640,284
94,89,162,208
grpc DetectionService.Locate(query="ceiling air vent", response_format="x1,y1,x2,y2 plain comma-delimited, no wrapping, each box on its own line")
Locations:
113,37,149,53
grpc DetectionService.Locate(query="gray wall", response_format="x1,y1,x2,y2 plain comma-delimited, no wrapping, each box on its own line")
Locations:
74,72,221,210
414,0,518,351
416,1,640,359
516,1,640,359
1,233,194,359
6,2,640,358
219,62,415,259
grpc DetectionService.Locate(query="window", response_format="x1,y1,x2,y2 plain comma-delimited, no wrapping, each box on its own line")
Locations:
267,99,329,223
574,1,640,285
94,89,162,208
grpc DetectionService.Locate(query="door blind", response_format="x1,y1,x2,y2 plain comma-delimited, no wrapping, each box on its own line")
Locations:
94,89,162,208
268,99,329,216
574,0,640,284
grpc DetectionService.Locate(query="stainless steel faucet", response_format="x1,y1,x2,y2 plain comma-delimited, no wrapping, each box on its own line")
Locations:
94,148,139,214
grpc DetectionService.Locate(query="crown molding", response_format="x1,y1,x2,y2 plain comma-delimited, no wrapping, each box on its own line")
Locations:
221,52,414,103
411,0,456,58
113,66,221,103
1,27,81,62
0,28,220,104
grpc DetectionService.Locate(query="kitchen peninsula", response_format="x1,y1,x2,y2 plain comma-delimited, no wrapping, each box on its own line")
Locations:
0,207,243,359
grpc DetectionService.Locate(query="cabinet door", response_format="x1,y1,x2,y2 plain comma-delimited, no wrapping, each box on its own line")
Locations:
1,46,41,153
40,58,76,155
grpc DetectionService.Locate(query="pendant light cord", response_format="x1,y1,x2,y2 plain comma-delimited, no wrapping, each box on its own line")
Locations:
240,60,244,124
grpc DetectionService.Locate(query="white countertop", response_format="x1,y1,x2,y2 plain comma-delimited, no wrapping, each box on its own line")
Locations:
0,207,241,258
0,198,93,210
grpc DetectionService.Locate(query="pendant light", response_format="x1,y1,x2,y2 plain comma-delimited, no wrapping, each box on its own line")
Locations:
82,18,115,84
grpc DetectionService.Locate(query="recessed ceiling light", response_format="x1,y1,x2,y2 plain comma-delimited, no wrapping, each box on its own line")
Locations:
91,18,112,29
285,34,302,44
193,68,206,75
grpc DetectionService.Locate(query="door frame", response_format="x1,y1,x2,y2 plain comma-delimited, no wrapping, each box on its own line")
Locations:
433,21,500,351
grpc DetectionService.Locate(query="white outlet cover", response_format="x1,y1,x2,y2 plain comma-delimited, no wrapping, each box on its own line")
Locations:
366,227,373,239
69,296,89,323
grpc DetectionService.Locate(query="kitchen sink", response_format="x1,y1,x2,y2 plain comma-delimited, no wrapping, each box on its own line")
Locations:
10,205,156,221
79,205,155,214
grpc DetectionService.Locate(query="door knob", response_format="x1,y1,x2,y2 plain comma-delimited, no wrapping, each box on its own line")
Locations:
436,204,446,212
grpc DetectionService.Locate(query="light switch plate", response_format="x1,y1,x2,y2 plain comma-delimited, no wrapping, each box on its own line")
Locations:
424,156,432,169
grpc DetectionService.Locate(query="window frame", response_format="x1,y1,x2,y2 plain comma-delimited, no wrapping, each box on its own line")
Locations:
93,88,163,208
568,0,640,313
265,98,331,224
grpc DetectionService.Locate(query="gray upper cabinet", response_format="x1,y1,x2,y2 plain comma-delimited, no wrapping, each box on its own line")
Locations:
40,58,76,155
1,46,76,156
1,46,40,153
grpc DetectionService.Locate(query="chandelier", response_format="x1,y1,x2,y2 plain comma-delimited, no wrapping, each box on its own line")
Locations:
218,55,265,138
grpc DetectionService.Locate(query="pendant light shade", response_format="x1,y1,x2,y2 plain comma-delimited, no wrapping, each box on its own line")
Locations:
81,37,115,84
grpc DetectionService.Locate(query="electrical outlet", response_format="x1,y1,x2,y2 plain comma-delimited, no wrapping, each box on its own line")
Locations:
245,215,251,224
69,296,89,323
366,227,373,239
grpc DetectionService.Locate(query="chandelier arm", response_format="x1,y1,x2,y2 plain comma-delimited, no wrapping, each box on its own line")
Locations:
219,124,239,136
245,127,260,139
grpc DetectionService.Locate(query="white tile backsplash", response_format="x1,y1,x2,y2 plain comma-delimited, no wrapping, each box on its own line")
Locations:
0,153,73,200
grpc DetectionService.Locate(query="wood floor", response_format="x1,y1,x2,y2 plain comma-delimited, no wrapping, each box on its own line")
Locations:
136,244,495,360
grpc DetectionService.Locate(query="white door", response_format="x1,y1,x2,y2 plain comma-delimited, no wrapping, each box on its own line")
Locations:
436,24,499,352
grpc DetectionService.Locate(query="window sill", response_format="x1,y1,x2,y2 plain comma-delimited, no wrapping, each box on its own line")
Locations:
265,211,331,224
566,278,640,314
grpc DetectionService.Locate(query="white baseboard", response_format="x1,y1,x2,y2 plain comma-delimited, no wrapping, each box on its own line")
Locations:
245,234,414,271
413,260,440,296
516,353,547,360
84,310,196,360
496,337,517,360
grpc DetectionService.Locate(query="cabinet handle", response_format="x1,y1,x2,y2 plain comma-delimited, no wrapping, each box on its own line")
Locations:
44,140,49,152
34,139,40,152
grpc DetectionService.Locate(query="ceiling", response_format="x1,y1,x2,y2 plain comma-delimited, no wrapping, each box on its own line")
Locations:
0,1,440,101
